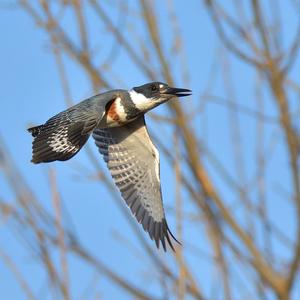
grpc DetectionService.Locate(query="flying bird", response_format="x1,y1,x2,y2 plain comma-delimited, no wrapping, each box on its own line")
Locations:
28,82,192,251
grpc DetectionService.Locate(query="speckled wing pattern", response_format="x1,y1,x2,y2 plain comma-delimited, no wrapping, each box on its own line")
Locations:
92,116,179,251
28,93,118,164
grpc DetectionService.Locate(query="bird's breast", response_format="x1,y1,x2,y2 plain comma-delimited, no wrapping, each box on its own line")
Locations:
100,97,132,128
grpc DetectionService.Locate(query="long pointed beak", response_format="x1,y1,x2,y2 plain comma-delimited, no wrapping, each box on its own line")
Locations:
164,87,192,97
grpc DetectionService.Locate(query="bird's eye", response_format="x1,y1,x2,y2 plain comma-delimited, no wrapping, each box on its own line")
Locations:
151,85,157,91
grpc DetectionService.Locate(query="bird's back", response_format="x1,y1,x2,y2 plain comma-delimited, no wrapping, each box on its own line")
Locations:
28,89,126,163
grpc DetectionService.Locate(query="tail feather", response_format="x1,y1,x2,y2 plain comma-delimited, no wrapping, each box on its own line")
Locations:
28,115,90,164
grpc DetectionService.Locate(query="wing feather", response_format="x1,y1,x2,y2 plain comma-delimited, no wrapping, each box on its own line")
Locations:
92,116,180,251
28,92,119,163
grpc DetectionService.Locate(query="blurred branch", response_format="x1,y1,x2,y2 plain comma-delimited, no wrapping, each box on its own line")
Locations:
174,133,186,300
0,249,36,300
49,169,70,300
70,242,160,300
90,0,157,80
204,0,263,68
206,0,300,297
2,1,299,299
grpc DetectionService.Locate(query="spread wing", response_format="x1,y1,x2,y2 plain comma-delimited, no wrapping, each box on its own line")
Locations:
28,92,118,164
92,116,179,251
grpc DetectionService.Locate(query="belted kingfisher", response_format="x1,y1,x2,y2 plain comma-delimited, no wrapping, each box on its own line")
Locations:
28,82,192,251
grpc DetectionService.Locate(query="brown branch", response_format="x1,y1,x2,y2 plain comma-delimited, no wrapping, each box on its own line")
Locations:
251,0,271,59
70,243,160,300
139,0,285,292
140,0,172,82
0,249,36,300
174,133,186,300
204,0,263,68
49,169,70,300
206,1,300,296
282,23,300,74
89,0,156,80
72,0,89,52
21,0,110,89
269,70,300,295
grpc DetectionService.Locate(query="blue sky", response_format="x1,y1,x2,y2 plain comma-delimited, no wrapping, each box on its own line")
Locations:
0,1,299,299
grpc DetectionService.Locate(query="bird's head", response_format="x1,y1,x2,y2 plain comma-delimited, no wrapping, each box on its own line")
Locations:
129,82,192,112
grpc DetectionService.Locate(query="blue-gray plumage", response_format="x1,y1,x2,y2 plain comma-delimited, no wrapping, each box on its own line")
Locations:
28,82,192,251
